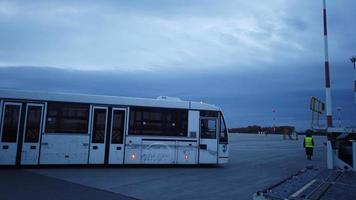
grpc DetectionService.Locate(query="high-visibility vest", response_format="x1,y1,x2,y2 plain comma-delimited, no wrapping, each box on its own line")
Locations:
305,137,314,148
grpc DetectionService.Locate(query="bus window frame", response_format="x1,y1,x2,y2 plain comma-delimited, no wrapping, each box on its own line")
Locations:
111,108,126,144
128,106,188,137
200,117,218,139
44,102,90,134
23,104,44,143
0,102,22,143
219,112,228,144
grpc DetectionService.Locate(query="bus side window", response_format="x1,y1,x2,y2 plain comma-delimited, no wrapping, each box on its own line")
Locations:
45,102,89,134
128,107,188,137
201,119,216,139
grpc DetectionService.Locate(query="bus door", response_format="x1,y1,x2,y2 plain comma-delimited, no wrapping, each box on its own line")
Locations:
89,106,108,164
199,117,218,164
20,103,44,165
0,102,22,165
108,108,127,164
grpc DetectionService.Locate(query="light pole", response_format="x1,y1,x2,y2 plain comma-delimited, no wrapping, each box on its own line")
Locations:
351,56,356,68
337,106,342,127
351,56,356,104
272,108,276,133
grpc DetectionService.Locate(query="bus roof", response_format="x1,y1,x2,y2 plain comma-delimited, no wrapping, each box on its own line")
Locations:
0,89,220,111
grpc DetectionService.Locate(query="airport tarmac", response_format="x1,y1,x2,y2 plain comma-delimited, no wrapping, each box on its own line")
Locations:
0,134,327,200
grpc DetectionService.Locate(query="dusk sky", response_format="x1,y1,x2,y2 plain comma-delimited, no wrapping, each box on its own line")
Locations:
0,0,356,130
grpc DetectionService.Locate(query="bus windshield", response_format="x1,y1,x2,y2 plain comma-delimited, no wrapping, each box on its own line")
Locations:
219,113,228,144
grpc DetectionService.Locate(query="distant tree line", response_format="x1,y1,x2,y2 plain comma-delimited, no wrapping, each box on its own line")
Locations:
229,125,295,134
302,129,326,136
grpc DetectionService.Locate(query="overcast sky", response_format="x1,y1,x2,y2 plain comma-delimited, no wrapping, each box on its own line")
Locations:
0,0,356,130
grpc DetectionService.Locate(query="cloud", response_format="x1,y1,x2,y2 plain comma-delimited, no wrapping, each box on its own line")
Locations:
2,0,354,72
0,1,21,17
1,65,355,130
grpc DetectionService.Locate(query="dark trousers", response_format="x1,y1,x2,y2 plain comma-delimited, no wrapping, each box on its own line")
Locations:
305,147,313,160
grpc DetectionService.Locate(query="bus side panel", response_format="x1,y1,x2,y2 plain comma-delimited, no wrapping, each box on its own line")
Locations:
186,110,199,164
188,110,199,139
124,136,141,164
177,141,197,164
124,136,198,165
40,134,90,164
141,140,176,164
218,143,229,164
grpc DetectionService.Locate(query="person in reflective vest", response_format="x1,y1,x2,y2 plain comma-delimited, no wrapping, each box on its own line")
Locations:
303,134,314,160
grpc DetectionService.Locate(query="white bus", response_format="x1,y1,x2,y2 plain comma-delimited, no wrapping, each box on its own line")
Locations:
0,89,229,166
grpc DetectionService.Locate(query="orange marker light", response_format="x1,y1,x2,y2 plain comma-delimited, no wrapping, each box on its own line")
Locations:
130,154,136,160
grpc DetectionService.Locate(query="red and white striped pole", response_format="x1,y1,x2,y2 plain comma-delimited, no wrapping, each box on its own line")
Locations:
323,0,333,127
